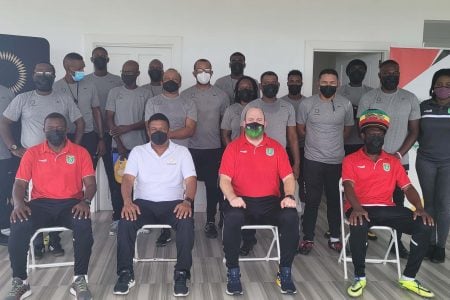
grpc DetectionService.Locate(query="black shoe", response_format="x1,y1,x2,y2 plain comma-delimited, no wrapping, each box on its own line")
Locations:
113,270,135,295
391,240,409,259
431,247,445,263
173,270,189,297
156,228,172,247
226,267,243,295
34,245,45,260
0,232,8,246
239,239,257,256
49,243,65,257
204,222,218,239
276,267,297,294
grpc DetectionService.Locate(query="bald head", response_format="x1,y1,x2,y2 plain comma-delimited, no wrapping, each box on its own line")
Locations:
149,59,163,70
63,52,84,71
244,107,265,124
123,60,139,72
163,68,182,83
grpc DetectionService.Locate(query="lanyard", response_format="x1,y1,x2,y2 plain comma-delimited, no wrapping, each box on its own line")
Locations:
66,81,79,104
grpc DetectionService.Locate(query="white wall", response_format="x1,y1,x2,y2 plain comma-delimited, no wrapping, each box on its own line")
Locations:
1,0,449,96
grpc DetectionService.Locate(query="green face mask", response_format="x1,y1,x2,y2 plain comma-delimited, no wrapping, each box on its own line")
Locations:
245,122,264,138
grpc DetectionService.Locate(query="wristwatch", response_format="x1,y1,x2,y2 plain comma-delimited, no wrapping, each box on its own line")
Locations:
83,199,92,206
9,144,18,151
184,197,194,204
285,194,296,200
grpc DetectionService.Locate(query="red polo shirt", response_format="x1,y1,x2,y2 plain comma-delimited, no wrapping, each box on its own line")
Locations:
219,134,293,197
15,140,95,201
342,148,411,211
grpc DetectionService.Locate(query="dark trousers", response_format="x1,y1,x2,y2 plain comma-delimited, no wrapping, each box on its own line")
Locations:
116,199,194,274
0,157,19,230
9,199,93,280
346,206,432,278
302,158,341,240
416,156,450,248
110,147,130,221
392,165,409,243
102,134,117,220
68,131,99,167
189,148,223,223
287,146,306,203
223,196,299,269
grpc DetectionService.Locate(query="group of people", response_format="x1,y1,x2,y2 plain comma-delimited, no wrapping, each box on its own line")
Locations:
0,46,448,299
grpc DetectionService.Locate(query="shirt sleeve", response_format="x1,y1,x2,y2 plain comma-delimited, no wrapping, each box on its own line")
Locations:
15,149,34,182
144,99,155,121
221,107,232,130
186,99,197,121
105,90,116,112
344,100,355,126
394,159,411,189
80,148,95,178
180,148,197,179
286,102,296,126
296,100,308,125
219,142,236,178
409,94,421,121
3,95,23,122
124,147,139,177
277,145,293,179
341,156,356,183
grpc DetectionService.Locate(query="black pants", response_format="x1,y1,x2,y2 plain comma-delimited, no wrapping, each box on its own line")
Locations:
302,158,341,240
287,146,306,203
346,206,432,278
116,199,194,274
223,196,299,269
68,131,99,167
9,199,94,280
110,148,131,221
0,157,19,230
392,165,409,243
189,148,223,223
102,134,117,220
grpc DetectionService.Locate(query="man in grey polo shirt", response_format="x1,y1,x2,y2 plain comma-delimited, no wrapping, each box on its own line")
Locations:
141,59,164,98
0,85,17,246
145,68,197,246
105,60,150,235
181,58,229,239
357,59,421,257
297,68,354,255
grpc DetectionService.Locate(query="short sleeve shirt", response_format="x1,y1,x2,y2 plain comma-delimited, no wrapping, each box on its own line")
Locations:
181,85,229,149
219,134,293,197
3,90,82,148
281,94,305,147
241,98,296,148
144,94,197,147
357,88,421,165
84,73,122,120
15,140,95,200
53,79,100,133
124,141,197,202
141,84,163,98
0,85,15,159
297,94,354,164
342,148,411,211
221,103,245,141
105,86,150,150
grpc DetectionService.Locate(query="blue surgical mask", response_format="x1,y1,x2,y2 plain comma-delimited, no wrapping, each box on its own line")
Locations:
72,71,85,82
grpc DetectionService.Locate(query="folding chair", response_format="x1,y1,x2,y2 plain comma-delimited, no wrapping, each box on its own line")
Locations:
338,179,402,280
133,224,176,263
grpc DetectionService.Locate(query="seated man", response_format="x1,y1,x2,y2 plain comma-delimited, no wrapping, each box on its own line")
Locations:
114,113,196,297
343,109,434,298
7,112,95,300
219,107,299,296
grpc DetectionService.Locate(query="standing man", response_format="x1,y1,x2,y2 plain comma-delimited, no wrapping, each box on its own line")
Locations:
181,59,229,239
0,85,16,246
105,60,150,235
144,68,197,246
220,107,299,295
357,59,421,258
142,59,164,98
114,113,196,297
297,69,354,255
54,52,106,163
214,52,259,102
5,112,95,300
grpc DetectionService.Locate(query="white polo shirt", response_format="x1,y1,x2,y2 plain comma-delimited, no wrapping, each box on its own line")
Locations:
124,141,197,202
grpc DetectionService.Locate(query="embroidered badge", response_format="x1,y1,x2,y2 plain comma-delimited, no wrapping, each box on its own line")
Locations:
266,148,274,156
383,162,390,172
66,155,75,165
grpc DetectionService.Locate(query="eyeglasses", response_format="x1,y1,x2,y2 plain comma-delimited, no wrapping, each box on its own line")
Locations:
34,71,55,77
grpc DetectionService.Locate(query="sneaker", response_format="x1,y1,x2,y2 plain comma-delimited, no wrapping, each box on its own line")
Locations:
34,245,45,260
113,270,135,295
48,243,65,257
239,239,257,256
173,270,189,297
297,240,314,255
69,275,92,300
5,277,32,300
0,232,8,246
367,230,378,241
328,240,343,253
226,267,243,295
399,279,434,298
390,240,409,259
430,246,445,264
347,277,367,297
109,220,119,236
276,267,297,294
156,228,172,247
204,222,218,239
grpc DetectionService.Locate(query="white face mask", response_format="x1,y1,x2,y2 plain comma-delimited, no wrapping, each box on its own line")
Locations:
196,72,211,85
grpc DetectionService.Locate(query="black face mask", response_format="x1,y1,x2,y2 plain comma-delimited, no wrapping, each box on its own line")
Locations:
230,62,244,76
237,89,254,103
163,80,179,93
33,75,54,92
348,70,365,85
151,131,168,145
320,85,337,98
121,74,137,86
364,134,384,154
93,57,107,70
380,75,399,91
46,130,66,147
288,84,302,96
262,84,279,98
148,69,163,82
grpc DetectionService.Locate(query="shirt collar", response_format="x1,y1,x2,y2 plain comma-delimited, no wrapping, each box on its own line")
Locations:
239,133,270,147
41,139,72,155
356,147,390,162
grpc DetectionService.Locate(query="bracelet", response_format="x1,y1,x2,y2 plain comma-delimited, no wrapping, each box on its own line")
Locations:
285,194,295,200
184,196,194,203
83,199,92,206
395,152,403,159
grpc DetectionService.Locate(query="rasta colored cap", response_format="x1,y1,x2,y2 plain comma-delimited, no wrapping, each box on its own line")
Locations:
359,109,390,132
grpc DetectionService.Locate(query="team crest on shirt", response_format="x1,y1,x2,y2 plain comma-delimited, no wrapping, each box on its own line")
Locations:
383,163,390,172
266,148,274,156
66,155,75,165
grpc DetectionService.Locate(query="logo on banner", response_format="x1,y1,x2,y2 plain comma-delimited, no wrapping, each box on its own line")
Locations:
0,51,27,94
